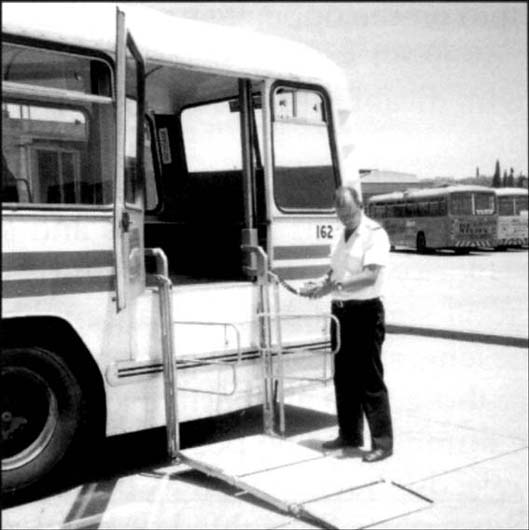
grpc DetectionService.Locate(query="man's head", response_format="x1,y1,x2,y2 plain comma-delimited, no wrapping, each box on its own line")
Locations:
335,186,363,229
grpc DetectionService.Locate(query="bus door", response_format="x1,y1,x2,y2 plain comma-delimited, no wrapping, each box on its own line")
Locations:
262,80,340,347
114,8,146,315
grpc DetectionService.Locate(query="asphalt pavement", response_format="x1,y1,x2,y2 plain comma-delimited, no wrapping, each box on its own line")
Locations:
3,250,528,529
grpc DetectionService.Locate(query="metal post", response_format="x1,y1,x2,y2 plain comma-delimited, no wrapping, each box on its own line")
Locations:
157,274,179,459
145,248,179,460
271,274,286,436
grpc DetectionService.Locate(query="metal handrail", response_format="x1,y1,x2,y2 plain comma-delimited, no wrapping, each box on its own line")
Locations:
145,248,179,459
255,312,342,356
172,320,243,396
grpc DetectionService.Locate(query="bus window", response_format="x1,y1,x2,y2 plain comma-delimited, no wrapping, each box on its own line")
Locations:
450,193,472,215
144,119,159,211
417,201,429,216
182,100,243,172
405,202,416,216
272,86,336,211
515,195,528,214
438,199,447,216
498,196,515,216
474,193,495,215
1,43,114,206
124,44,144,208
2,100,113,205
2,43,111,96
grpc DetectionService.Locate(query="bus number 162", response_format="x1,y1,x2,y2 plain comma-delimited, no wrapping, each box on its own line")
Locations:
316,225,334,239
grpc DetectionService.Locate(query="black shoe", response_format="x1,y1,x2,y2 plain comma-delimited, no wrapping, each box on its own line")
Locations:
322,437,361,450
362,448,392,463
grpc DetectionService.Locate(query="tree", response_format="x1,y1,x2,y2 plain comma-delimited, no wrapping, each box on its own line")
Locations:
502,171,508,187
506,167,515,187
491,160,501,188
476,166,480,178
517,174,527,188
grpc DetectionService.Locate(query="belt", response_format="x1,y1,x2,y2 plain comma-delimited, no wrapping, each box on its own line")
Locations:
332,297,380,308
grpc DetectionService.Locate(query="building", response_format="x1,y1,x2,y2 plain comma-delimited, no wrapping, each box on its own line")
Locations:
359,169,420,203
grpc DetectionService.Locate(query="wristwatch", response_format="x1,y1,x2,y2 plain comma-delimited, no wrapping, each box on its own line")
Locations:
335,282,343,292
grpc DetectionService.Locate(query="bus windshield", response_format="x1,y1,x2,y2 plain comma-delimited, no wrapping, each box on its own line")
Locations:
450,192,495,215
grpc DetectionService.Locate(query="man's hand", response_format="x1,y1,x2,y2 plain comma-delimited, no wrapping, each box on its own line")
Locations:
300,279,336,299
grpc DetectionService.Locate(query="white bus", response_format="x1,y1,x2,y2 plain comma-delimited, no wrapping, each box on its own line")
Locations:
1,3,359,495
367,185,497,253
493,188,528,250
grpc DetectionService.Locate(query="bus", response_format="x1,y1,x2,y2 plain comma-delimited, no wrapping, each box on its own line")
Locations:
493,188,528,250
1,3,358,496
367,185,497,254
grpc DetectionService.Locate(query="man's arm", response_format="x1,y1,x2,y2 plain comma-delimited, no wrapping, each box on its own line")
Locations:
338,264,381,293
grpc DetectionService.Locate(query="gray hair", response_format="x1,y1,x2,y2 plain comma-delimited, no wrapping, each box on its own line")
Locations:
335,186,363,209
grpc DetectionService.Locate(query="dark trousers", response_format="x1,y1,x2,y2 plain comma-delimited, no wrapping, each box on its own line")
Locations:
331,298,393,451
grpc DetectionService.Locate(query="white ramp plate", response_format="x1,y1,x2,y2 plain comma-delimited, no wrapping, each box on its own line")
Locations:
301,481,432,529
241,456,381,505
180,435,321,476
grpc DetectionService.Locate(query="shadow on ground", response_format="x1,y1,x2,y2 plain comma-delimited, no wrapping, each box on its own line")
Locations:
5,405,336,509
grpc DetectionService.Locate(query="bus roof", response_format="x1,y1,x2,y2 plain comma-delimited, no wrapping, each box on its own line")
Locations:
368,184,495,203
493,187,528,196
2,2,351,109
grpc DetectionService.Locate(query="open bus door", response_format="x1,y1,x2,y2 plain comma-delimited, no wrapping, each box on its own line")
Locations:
114,7,146,312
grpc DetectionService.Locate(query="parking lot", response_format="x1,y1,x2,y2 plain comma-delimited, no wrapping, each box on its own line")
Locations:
3,249,528,529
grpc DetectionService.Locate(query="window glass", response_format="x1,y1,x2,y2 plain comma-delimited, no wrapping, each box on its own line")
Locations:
182,101,243,172
2,99,114,205
272,87,335,210
450,193,473,215
2,43,111,96
474,193,495,215
417,201,429,216
515,196,528,214
124,45,142,207
498,196,515,216
144,120,158,211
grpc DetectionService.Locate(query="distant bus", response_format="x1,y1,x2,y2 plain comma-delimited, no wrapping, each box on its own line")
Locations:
493,188,528,250
367,185,497,254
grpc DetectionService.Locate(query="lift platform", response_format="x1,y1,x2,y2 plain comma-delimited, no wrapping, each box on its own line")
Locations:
149,247,433,529
179,434,431,529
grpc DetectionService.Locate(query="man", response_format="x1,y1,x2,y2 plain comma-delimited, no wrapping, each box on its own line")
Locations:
301,186,393,463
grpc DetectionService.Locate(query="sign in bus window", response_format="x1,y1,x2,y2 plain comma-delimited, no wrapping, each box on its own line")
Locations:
272,86,335,211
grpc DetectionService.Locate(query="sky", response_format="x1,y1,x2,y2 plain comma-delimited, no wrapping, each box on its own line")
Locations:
145,2,527,180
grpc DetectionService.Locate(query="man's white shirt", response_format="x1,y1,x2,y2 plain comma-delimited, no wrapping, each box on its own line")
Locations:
330,213,390,301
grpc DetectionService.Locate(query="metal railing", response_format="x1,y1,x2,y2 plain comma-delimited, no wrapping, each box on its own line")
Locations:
172,320,243,396
145,248,179,459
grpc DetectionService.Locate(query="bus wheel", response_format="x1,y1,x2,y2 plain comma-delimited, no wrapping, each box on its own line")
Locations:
416,232,427,254
1,347,85,495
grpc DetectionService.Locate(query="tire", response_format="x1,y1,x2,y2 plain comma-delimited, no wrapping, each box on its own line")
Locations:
454,248,470,255
1,347,86,494
416,232,427,254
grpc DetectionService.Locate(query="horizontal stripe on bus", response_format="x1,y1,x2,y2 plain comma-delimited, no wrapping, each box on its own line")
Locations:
3,275,115,298
2,250,114,271
109,341,332,383
3,267,115,280
272,265,330,280
273,245,331,260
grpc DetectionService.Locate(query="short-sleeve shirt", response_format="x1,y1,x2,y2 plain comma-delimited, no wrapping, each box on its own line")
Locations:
330,213,390,301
